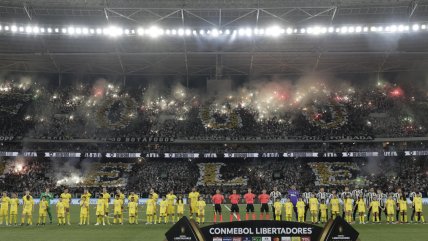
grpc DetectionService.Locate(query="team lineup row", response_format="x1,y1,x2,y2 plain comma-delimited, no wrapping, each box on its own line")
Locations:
0,187,426,226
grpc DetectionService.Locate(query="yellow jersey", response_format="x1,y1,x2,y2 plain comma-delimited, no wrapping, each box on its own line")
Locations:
117,193,125,201
357,200,366,212
23,196,34,211
274,201,282,214
60,193,71,207
320,204,328,217
56,201,65,214
152,192,159,202
10,198,19,213
39,200,48,214
309,197,319,211
146,199,155,214
345,198,353,211
386,199,395,213
188,192,200,206
81,192,92,200
370,201,380,212
80,200,89,214
128,194,139,203
128,201,138,214
197,200,206,213
399,200,407,211
96,199,105,212
413,197,423,212
177,199,184,213
102,193,111,206
166,194,177,206
330,198,340,212
284,202,293,215
296,201,305,213
113,199,123,212
159,200,168,214
0,196,10,210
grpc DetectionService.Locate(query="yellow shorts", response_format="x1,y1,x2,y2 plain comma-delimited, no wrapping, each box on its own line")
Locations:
96,210,105,216
146,208,154,215
190,204,197,212
167,206,175,214
415,208,422,212
129,212,136,217
39,212,47,217
159,212,166,217
57,212,65,218
310,209,318,213
10,210,17,215
22,209,32,215
177,208,184,214
63,203,70,209
0,209,8,215
80,212,88,217
197,211,205,216
114,210,122,215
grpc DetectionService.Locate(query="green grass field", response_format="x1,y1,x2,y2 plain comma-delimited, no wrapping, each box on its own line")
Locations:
0,204,427,241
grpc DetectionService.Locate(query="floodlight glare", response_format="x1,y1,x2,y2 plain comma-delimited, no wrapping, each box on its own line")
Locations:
26,26,32,33
355,26,362,32
238,28,245,36
33,27,40,33
19,26,24,32
328,27,334,33
199,29,205,35
363,27,368,32
398,25,404,31
341,26,348,34
171,29,177,35
225,29,231,35
422,24,427,29
177,28,184,36
89,29,95,34
165,29,171,35
245,28,252,36
307,27,313,34
286,28,293,34
75,27,82,34
321,27,327,34
137,28,144,36
68,27,75,35
211,28,219,37
11,25,17,32
300,28,306,34
40,28,45,33
54,28,59,33
370,26,377,32
390,25,397,32
185,29,191,36
62,28,67,33
192,30,197,35
82,28,89,34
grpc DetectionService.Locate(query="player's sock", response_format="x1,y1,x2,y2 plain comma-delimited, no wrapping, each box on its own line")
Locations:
220,215,223,222
260,214,263,220
43,216,46,224
230,214,233,222
5,215,9,225
252,213,256,220
266,214,270,220
0,215,3,224
202,217,205,223
246,213,249,220
196,216,200,223
213,214,217,223
28,216,32,225
237,214,241,221
421,216,425,223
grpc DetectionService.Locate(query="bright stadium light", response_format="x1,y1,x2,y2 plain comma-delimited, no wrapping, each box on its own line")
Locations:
422,24,427,29
62,28,67,33
370,26,377,32
171,29,177,35
178,28,184,36
47,27,52,33
137,28,144,36
82,28,89,34
89,28,95,34
40,27,45,33
33,26,40,33
19,26,24,32
328,27,334,33
238,28,245,36
211,28,219,37
199,29,205,35
68,27,75,35
363,27,368,32
192,30,197,35
286,28,293,34
5,26,10,31
11,25,17,32
225,29,231,35
165,29,171,35
390,25,397,32
26,26,32,33
300,28,306,34
96,28,102,35
355,26,362,33
54,28,59,33
75,27,82,34
185,29,191,36
245,28,252,36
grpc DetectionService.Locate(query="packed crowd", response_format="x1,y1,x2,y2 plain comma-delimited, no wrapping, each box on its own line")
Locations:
1,157,426,197
0,79,427,142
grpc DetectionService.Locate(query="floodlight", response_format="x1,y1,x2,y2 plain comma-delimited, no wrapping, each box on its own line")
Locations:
33,27,39,33
40,28,45,33
185,29,191,36
370,26,377,32
355,26,362,32
421,24,426,30
19,26,24,32
390,25,397,32
26,26,32,33
54,28,59,33
363,27,368,32
89,29,95,34
178,28,184,36
199,29,205,35
75,27,82,34
328,27,334,33
171,29,177,35
238,28,245,36
225,29,231,35
286,28,293,34
68,27,75,35
82,28,89,34
5,26,10,31
62,28,67,33
137,28,144,36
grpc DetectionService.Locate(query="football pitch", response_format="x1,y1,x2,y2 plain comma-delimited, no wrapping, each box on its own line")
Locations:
0,204,426,241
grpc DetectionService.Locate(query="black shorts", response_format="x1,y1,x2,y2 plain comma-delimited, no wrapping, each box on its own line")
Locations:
246,204,254,212
231,204,239,213
260,203,269,213
214,204,222,213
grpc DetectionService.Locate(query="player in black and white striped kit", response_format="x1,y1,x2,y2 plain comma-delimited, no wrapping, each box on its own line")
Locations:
365,188,377,221
409,191,417,222
392,188,403,222
317,188,329,221
302,188,311,222
340,187,352,218
377,189,387,221
352,188,364,220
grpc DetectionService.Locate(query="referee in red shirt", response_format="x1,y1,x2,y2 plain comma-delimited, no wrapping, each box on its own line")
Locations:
244,188,256,220
229,190,241,221
258,189,270,220
212,189,225,223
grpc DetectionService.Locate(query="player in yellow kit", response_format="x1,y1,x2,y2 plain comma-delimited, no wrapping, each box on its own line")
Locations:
128,197,138,224
370,197,380,223
81,189,92,225
128,192,139,224
413,193,425,223
166,190,177,223
197,196,206,224
309,193,319,224
0,191,10,225
37,196,48,225
113,194,123,224
79,196,89,225
398,196,408,223
188,188,200,219
320,199,328,224
273,198,282,221
9,193,19,226
101,187,111,225
56,197,66,225
296,197,305,223
150,189,159,224
146,194,155,224
176,195,185,220
344,195,354,223
60,188,72,225
116,189,125,223
356,196,366,224
385,195,395,224
95,197,105,226
330,194,340,219
284,198,293,222
159,196,168,224
21,191,34,225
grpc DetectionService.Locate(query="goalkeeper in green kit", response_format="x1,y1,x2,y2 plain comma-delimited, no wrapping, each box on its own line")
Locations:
40,188,54,224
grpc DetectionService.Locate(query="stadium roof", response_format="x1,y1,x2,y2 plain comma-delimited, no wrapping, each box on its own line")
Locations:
0,0,428,81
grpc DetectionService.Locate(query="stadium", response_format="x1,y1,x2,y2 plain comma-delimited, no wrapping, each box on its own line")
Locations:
0,0,428,240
